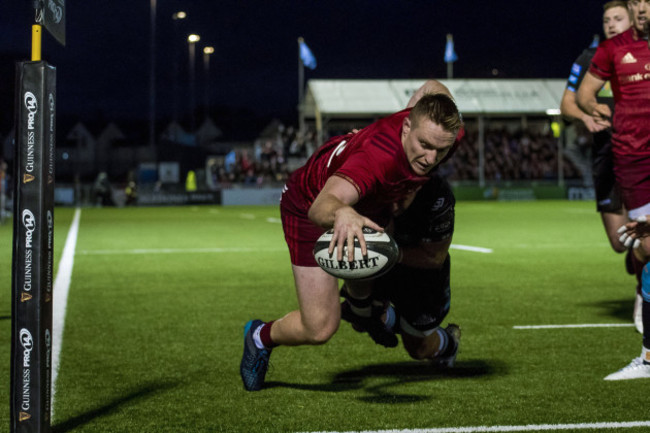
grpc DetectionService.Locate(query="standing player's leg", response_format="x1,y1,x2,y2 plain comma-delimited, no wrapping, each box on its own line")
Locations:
605,211,650,380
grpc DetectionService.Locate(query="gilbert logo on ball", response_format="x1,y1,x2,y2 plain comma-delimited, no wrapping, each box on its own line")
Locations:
313,227,399,280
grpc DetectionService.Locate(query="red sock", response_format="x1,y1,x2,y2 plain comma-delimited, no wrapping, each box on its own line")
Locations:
259,321,278,348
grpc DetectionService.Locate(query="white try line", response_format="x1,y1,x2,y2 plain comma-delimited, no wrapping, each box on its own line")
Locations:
450,244,493,253
52,207,81,414
301,420,650,433
514,323,635,330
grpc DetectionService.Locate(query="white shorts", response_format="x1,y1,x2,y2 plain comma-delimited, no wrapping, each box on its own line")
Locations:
628,202,650,220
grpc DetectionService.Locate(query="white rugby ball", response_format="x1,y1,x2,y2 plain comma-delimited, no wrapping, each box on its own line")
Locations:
313,227,399,280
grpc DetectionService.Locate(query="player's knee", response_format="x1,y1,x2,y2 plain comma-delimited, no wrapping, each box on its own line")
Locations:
303,319,339,345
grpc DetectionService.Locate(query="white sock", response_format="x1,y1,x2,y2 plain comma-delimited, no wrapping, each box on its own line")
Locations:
252,324,265,350
434,327,448,357
384,305,396,330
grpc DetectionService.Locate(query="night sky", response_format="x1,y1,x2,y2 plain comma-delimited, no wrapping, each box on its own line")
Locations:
1,1,608,139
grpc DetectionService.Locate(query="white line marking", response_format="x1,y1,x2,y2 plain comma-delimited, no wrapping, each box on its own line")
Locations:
514,323,635,330
300,420,650,433
77,247,286,255
239,213,255,219
450,244,493,253
266,217,282,224
52,208,81,414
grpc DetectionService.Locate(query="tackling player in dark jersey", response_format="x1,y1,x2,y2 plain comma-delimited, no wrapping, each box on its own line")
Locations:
341,174,460,365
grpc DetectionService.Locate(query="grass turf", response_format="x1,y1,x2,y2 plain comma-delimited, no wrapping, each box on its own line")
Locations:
0,201,647,433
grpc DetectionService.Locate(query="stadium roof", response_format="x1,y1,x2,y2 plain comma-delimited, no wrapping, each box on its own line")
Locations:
303,79,567,118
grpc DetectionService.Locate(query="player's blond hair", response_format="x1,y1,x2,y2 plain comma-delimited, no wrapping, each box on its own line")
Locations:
409,93,462,134
604,0,628,11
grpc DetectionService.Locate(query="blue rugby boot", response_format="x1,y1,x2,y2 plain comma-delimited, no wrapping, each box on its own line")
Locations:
240,319,272,391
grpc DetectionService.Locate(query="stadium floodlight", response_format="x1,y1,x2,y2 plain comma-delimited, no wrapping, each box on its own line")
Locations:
173,11,187,20
188,34,200,43
203,46,214,55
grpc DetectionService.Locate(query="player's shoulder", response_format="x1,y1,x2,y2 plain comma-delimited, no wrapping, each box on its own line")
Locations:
414,174,455,210
576,46,597,64
601,28,635,49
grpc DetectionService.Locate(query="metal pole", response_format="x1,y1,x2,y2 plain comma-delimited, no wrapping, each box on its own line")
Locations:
298,37,305,133
189,41,197,133
558,117,565,187
203,47,214,121
149,0,156,154
478,115,485,188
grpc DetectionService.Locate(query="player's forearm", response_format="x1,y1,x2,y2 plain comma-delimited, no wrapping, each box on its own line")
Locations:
308,193,350,229
576,76,602,116
576,90,598,115
560,90,590,123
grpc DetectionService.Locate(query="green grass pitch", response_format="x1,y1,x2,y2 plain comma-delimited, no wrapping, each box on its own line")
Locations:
0,201,647,433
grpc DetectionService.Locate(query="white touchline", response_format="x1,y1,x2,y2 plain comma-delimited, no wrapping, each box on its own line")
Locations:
77,247,287,255
450,244,493,253
514,323,635,330
51,208,81,417
300,420,650,433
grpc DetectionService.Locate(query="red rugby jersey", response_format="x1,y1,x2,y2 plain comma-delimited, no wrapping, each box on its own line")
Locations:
589,28,650,156
284,109,429,224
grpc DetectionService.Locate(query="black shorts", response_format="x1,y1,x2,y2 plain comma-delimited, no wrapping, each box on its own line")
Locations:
373,257,451,335
592,134,623,213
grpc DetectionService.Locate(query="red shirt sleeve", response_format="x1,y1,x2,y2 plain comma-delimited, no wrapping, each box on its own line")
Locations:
333,133,400,200
589,42,613,81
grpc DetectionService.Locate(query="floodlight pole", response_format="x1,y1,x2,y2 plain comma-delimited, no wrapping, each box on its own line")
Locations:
149,0,157,155
298,37,305,133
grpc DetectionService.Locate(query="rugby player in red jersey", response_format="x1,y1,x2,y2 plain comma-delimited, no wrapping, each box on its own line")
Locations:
560,2,642,332
240,81,463,391
577,0,650,380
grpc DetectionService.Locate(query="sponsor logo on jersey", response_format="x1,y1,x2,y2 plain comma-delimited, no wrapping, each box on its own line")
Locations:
432,197,445,211
621,52,637,64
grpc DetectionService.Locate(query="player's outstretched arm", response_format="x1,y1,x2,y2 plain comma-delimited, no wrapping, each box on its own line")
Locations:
407,80,453,108
308,176,383,261
560,88,607,133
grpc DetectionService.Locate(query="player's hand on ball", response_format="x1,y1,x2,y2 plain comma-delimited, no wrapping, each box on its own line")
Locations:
329,207,383,261
618,215,650,249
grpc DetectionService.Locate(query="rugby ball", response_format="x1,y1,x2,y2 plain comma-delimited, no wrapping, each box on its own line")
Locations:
313,227,399,280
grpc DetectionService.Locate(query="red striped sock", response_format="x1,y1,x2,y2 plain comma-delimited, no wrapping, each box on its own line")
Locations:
259,321,278,348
